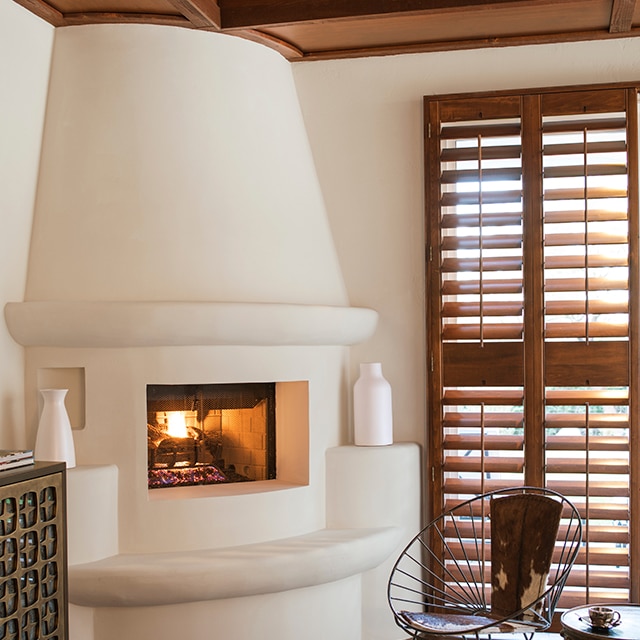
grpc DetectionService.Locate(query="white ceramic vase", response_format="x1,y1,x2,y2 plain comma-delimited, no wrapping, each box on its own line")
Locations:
353,362,393,446
34,388,76,468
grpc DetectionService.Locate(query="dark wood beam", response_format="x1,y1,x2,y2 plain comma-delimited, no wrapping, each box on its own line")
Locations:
167,0,221,28
610,0,636,32
295,24,640,62
218,0,557,29
62,12,192,28
227,28,304,58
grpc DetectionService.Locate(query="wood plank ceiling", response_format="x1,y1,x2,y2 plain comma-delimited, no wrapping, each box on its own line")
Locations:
11,0,640,61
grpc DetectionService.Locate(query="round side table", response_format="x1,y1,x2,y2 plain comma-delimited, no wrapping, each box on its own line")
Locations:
561,604,640,640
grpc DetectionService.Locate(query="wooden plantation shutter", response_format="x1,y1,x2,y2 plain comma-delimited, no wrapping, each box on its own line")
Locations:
425,85,639,607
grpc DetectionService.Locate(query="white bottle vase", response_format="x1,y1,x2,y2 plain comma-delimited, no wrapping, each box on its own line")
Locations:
34,388,76,468
353,362,393,446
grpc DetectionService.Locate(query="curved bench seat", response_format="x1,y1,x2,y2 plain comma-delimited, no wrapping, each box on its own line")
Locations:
68,526,402,607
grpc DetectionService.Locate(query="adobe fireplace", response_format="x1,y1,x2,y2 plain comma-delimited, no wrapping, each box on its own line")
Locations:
2,23,409,640
147,383,276,489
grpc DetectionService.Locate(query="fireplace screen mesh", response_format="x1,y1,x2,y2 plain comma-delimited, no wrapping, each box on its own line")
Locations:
147,383,276,489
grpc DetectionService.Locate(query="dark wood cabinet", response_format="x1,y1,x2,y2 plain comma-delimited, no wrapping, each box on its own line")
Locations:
0,462,67,640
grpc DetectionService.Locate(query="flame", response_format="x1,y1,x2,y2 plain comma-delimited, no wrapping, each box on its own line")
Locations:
166,411,189,438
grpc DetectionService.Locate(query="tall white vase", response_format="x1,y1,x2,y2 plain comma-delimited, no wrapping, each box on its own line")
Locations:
353,362,393,446
34,388,76,468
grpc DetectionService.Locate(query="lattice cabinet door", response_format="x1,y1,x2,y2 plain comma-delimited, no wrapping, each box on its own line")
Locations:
0,463,67,640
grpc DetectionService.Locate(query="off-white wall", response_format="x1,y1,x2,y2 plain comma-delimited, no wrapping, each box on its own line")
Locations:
292,38,640,447
0,0,53,447
5,4,640,455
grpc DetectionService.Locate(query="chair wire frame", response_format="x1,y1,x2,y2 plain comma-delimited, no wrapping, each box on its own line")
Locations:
387,486,583,639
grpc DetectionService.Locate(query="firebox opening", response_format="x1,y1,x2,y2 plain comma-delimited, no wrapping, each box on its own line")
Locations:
147,383,276,490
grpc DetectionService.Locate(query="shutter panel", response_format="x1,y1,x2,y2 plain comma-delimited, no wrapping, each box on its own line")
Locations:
541,93,633,606
426,86,638,611
431,98,527,515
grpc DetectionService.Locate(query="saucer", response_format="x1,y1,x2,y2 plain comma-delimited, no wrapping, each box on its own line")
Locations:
578,615,622,631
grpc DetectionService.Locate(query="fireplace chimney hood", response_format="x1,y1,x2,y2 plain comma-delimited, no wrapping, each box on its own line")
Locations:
5,25,375,348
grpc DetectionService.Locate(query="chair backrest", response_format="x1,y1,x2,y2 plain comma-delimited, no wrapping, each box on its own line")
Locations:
490,492,563,618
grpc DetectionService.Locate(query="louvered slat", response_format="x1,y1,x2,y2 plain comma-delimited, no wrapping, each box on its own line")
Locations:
544,208,628,224
545,416,628,430
544,186,628,200
544,277,628,291
545,299,628,315
442,301,523,317
440,144,523,163
441,233,522,251
443,389,524,404
546,481,630,498
544,322,628,339
441,256,523,272
442,323,523,340
545,232,628,246
442,278,523,295
443,456,524,473
564,569,629,590
441,212,522,228
546,459,629,475
543,140,626,155
441,190,523,207
542,116,626,133
546,388,628,404
544,164,627,179
439,121,521,139
544,254,628,269
441,167,522,183
444,433,524,446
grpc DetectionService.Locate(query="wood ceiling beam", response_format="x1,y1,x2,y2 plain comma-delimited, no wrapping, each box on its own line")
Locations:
610,0,637,32
167,0,221,28
229,28,304,58
296,24,640,62
218,0,565,29
61,12,192,28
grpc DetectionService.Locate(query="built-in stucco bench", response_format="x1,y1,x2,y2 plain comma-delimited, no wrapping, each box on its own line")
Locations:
68,526,402,608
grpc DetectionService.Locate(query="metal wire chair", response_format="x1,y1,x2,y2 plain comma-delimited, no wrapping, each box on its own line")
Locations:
388,486,582,639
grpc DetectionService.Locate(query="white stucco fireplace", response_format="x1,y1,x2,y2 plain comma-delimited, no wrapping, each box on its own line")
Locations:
4,22,420,640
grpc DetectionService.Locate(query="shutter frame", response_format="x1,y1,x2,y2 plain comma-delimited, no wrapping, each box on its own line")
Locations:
426,83,639,607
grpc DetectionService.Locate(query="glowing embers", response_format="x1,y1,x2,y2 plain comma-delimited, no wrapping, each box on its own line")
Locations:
146,383,276,490
148,465,228,489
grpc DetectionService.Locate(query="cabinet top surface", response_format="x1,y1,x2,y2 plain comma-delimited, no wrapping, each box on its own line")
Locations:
0,461,65,487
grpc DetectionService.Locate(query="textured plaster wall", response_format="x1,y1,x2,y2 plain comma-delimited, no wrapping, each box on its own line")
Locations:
0,0,52,448
292,38,640,448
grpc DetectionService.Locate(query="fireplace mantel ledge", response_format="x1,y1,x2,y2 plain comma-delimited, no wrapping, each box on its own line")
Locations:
67,526,402,608
4,300,378,347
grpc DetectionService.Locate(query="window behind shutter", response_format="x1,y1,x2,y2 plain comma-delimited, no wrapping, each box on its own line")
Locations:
426,85,639,608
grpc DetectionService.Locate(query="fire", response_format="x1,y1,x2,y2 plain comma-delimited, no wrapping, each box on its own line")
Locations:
166,411,189,438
